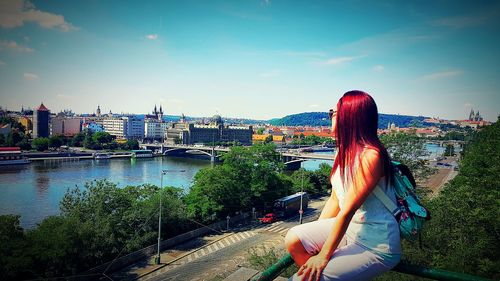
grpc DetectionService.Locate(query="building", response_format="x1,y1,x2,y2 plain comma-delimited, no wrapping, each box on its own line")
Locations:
50,117,82,136
468,109,483,122
18,116,32,132
144,105,167,141
83,122,104,133
100,116,144,140
165,115,253,145
33,103,50,138
145,119,168,141
100,117,127,139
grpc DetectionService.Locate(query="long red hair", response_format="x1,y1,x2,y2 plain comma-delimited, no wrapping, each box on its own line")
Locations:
331,90,392,188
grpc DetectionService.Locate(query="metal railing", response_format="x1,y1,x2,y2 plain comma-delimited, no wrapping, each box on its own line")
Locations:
251,253,494,281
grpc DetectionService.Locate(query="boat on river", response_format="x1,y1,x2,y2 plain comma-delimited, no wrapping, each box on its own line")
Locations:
94,152,112,159
0,147,30,165
131,149,153,158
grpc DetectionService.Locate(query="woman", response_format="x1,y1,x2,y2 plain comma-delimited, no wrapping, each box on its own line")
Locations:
285,90,401,281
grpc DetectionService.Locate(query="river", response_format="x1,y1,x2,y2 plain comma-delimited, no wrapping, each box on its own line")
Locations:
0,143,447,229
0,157,212,228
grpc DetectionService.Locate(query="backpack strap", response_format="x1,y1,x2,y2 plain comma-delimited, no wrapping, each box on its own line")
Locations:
373,186,400,217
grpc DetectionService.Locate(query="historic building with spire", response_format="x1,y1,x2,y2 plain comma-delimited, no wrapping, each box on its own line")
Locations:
144,105,168,141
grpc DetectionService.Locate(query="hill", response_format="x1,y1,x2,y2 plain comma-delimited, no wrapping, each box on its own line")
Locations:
268,112,429,129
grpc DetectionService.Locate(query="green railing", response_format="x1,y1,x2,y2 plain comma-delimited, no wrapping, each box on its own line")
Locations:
251,253,494,281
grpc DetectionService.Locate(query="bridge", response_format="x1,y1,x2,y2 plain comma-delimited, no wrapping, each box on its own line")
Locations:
140,143,333,169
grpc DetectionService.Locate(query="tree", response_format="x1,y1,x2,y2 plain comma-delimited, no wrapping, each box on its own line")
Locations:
127,139,139,150
92,132,113,145
32,138,49,151
0,215,31,280
48,135,64,148
264,135,274,144
185,143,290,222
6,130,22,147
380,132,435,183
444,144,455,157
70,131,86,147
418,120,500,278
0,134,5,146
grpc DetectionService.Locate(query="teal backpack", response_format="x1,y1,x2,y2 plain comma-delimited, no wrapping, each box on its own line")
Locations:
373,161,431,240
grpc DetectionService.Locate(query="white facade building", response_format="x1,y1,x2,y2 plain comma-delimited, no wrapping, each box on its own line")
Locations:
100,116,144,139
144,119,168,141
101,117,127,139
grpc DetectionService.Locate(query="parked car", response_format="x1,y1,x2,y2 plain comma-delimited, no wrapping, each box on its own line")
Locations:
259,213,277,224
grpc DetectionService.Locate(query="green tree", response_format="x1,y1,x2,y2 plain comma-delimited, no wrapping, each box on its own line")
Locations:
92,132,113,145
380,132,435,182
6,130,23,147
0,215,31,280
264,135,274,144
48,135,64,148
127,139,139,150
444,144,455,156
419,119,500,278
257,128,265,134
32,138,49,151
185,143,290,222
71,131,86,147
0,134,5,146
289,168,315,193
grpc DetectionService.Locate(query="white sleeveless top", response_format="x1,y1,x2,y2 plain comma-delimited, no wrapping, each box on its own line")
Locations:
331,165,402,255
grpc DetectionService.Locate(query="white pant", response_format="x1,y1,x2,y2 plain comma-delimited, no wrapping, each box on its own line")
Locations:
287,218,400,281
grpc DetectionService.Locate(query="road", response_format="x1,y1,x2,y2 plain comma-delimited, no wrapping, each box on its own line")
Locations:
133,197,328,281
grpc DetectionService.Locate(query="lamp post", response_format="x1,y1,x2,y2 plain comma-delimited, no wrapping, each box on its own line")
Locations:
156,169,186,265
299,163,304,224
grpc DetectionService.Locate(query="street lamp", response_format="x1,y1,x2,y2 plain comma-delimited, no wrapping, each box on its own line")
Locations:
299,163,304,224
156,169,186,265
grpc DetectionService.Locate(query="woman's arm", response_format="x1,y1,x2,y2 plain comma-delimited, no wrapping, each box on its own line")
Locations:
297,149,383,280
318,191,340,220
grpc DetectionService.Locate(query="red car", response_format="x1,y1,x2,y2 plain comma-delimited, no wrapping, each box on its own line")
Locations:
259,213,277,224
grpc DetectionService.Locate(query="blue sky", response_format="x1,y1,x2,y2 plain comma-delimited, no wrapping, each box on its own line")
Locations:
0,0,499,121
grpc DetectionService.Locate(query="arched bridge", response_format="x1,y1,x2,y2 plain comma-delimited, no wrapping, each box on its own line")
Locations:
140,144,334,168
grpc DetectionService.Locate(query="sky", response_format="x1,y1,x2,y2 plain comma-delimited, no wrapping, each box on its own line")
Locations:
0,0,499,121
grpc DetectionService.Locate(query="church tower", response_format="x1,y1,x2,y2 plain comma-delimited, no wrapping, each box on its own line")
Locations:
469,109,475,121
96,105,101,117
159,105,163,121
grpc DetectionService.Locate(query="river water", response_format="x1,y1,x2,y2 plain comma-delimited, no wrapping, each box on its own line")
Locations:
0,157,212,228
0,143,446,229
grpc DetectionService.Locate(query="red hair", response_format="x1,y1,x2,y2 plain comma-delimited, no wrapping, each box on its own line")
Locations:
331,90,392,188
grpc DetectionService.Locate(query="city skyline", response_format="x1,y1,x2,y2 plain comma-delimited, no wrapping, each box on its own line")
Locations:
1,0,499,121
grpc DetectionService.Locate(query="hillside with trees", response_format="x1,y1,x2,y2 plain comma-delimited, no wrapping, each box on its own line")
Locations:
269,112,429,129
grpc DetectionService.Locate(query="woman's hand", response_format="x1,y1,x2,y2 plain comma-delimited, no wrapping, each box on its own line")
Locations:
297,253,329,281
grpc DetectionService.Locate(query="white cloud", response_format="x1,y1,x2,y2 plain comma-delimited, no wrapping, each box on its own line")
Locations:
23,72,38,80
0,40,34,52
321,56,363,65
260,70,280,78
420,70,463,80
0,0,77,31
145,34,158,40
372,65,384,72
